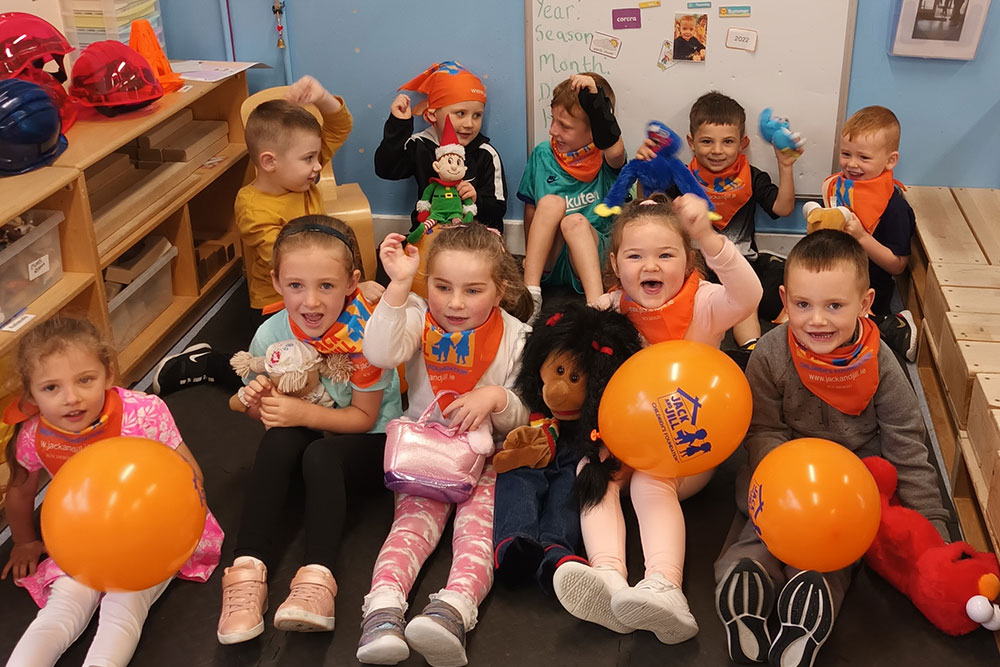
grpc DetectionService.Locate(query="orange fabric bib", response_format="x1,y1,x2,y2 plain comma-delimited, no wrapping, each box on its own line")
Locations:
551,138,603,182
35,390,123,474
422,308,504,410
788,318,881,416
618,271,700,344
822,170,902,234
689,154,752,230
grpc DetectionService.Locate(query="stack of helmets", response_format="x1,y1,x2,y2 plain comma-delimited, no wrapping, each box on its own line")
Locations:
69,40,163,117
0,78,68,175
0,12,78,130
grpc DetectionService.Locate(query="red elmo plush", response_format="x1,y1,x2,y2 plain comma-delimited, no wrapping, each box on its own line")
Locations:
863,456,1000,635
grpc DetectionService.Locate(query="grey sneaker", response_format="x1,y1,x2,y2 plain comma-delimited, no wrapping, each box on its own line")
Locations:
357,607,409,665
716,558,775,663
404,599,468,667
768,570,834,667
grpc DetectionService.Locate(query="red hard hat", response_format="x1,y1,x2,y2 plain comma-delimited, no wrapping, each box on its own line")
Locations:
0,12,73,80
69,40,163,116
16,65,78,131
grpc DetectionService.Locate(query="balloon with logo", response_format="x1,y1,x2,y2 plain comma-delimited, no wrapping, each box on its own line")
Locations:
597,340,752,477
747,438,881,572
41,436,206,591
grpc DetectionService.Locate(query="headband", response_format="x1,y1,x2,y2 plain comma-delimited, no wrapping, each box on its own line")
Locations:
286,223,353,251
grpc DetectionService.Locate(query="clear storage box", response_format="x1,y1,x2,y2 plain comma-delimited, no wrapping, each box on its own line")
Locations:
107,244,176,350
59,0,164,49
0,210,65,325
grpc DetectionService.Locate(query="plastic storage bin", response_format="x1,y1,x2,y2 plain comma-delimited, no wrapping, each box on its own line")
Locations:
59,0,164,49
0,210,65,325
107,244,176,350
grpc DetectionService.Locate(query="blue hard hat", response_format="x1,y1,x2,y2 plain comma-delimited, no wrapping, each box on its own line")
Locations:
0,78,67,175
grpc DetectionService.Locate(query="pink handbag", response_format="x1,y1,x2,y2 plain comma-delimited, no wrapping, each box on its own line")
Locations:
383,390,494,503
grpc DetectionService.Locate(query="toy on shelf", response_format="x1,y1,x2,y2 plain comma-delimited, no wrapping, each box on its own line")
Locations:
406,115,476,245
759,108,805,157
862,456,1000,636
69,40,163,117
229,339,352,412
594,121,718,220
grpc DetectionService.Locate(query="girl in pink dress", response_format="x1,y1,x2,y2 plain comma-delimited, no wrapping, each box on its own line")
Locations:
2,317,222,667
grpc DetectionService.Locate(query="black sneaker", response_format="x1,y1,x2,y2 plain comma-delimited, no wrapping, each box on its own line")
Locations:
878,310,917,363
768,570,834,667
151,343,213,395
716,557,775,664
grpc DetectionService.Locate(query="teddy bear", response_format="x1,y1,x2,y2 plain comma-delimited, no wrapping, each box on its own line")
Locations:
862,456,1000,635
228,339,352,412
492,301,642,594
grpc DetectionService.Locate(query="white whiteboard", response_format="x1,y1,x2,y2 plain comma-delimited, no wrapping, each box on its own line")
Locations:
525,1,857,197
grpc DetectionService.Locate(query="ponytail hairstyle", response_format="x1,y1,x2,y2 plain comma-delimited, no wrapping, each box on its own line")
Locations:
272,215,362,279
603,192,700,291
425,223,534,322
4,317,115,487
512,301,643,509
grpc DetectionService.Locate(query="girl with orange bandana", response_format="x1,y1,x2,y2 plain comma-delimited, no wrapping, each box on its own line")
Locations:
553,193,761,645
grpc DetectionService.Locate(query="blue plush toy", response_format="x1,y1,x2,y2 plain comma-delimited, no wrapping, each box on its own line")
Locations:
759,108,805,156
594,121,718,218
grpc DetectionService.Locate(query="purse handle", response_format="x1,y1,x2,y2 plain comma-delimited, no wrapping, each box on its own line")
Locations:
416,390,459,423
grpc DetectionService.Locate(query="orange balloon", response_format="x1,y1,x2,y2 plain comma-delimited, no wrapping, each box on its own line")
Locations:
41,437,206,592
597,340,752,477
748,438,881,572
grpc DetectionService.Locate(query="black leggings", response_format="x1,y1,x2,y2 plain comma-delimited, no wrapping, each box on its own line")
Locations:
233,426,386,573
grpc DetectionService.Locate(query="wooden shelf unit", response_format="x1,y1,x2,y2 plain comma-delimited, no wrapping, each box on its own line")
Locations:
0,74,249,392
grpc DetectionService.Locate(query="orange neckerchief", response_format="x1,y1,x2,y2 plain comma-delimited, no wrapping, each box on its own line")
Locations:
822,170,902,234
788,318,880,416
551,138,603,183
288,290,383,388
35,389,123,474
529,412,560,461
618,271,701,344
422,308,504,410
690,153,752,230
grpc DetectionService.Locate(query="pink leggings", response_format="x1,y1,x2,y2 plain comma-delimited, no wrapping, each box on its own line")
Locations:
579,460,712,587
369,463,496,607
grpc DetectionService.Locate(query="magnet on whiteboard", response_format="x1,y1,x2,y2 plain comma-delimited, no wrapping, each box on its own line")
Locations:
725,27,757,52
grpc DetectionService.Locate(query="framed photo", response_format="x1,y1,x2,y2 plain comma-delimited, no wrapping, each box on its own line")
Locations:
890,0,992,60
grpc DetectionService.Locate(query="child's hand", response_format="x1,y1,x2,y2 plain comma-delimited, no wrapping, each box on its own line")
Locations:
842,213,867,240
259,394,310,429
569,74,598,95
457,180,477,202
242,376,274,408
636,138,658,161
443,386,506,433
2,540,45,581
359,280,386,304
774,144,803,168
674,193,715,244
380,233,420,283
287,75,341,114
390,93,412,120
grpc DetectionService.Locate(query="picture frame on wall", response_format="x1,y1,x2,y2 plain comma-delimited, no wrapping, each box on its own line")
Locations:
890,0,992,59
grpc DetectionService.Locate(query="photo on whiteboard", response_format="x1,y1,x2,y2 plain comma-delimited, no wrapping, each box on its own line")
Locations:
890,0,992,60
673,13,708,61
657,40,675,70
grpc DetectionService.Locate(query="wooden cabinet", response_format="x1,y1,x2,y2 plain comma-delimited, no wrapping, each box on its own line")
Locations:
0,74,250,393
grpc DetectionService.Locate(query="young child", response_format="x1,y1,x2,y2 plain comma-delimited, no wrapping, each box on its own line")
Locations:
652,91,798,364
216,216,402,644
554,194,762,644
673,15,706,61
375,61,507,234
357,223,532,667
714,230,948,667
1,317,222,667
825,105,918,362
520,73,626,316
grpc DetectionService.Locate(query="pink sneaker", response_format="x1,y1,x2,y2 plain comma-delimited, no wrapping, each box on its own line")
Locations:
273,566,337,632
217,560,268,644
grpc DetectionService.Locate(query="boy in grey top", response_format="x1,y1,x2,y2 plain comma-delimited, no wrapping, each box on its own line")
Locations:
714,230,948,667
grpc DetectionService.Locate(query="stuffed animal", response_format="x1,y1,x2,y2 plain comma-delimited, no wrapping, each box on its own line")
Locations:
759,108,805,156
406,115,476,245
228,339,352,412
493,301,643,592
594,121,717,219
803,201,851,234
862,456,1000,636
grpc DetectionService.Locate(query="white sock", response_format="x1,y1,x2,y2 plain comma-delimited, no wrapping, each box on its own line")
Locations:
527,285,542,305
430,589,478,630
363,587,407,615
234,556,265,570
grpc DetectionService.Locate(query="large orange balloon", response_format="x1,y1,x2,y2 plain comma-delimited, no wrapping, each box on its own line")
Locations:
598,340,752,477
748,438,881,572
41,437,206,592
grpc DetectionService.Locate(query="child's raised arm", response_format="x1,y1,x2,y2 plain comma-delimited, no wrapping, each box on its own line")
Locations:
286,74,342,115
571,74,626,169
380,233,420,306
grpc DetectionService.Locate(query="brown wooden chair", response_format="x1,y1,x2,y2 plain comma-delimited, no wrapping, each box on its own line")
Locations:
239,87,376,280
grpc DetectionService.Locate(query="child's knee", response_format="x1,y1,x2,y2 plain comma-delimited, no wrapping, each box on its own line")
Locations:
559,213,592,237
537,194,568,216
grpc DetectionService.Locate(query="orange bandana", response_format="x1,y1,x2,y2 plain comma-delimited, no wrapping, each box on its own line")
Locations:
788,318,881,416
288,290,383,389
399,61,486,116
422,308,504,410
551,138,603,183
690,154,752,230
35,390,123,474
618,271,701,344
822,170,903,234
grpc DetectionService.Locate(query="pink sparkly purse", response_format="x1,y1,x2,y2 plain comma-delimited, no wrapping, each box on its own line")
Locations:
383,390,494,503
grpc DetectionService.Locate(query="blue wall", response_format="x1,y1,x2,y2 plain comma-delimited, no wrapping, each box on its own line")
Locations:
161,0,999,232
